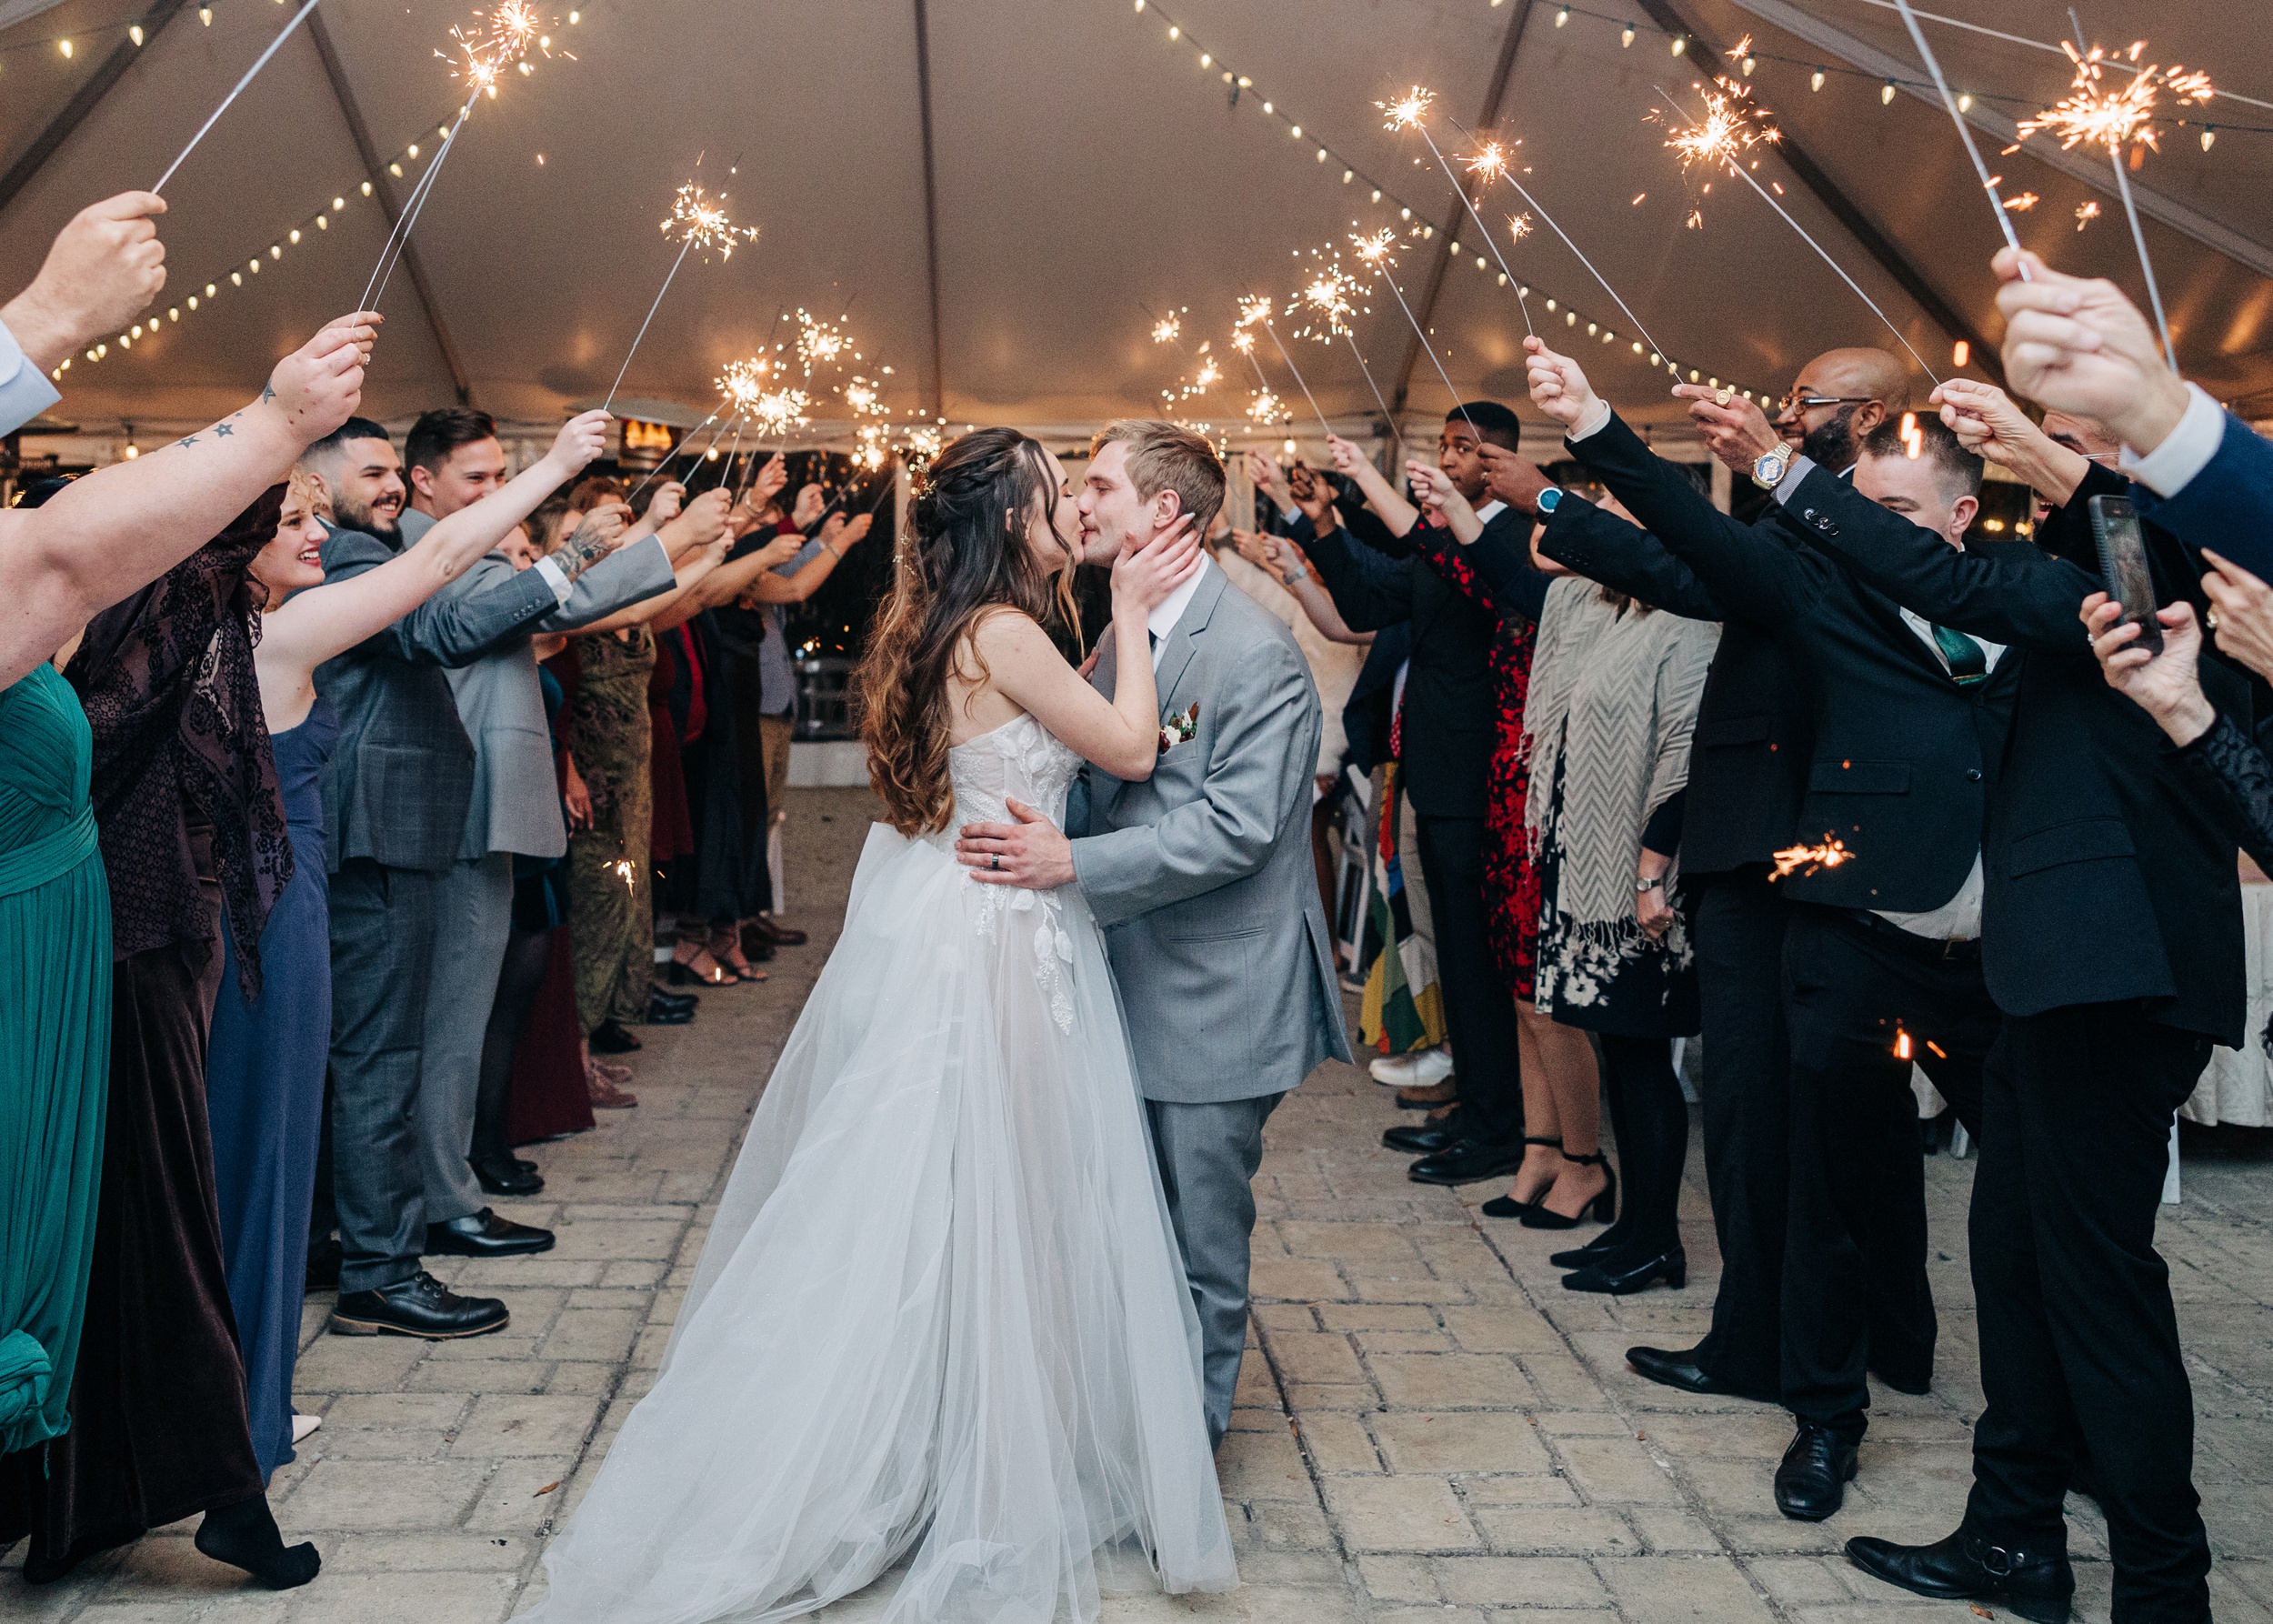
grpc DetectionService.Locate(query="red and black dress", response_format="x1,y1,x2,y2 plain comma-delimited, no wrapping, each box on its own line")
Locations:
1409,524,1541,1001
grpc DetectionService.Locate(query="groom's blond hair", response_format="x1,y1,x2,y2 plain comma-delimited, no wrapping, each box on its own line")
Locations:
1092,420,1225,536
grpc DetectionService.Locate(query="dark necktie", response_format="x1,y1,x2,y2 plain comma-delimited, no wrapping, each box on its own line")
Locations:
1931,623,1988,687
1147,629,1158,654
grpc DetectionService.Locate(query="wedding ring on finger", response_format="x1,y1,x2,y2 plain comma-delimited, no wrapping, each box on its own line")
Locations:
1714,386,1734,407
991,855,1001,870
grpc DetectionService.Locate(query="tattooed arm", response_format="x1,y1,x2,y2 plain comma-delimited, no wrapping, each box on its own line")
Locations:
0,310,375,687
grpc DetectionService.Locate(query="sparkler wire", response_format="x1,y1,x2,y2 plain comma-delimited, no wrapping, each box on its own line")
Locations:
2063,10,2179,371
1411,124,1534,338
1447,115,1675,377
1258,321,1334,439
361,87,479,311
1657,87,1942,384
154,0,323,194
1357,246,1477,434
1887,0,2029,269
603,237,696,414
1343,334,1405,456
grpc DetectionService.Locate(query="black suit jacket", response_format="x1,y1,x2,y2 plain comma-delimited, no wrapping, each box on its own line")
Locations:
1540,413,2021,912
1781,462,2245,1045
1550,413,1814,876
1306,507,1507,819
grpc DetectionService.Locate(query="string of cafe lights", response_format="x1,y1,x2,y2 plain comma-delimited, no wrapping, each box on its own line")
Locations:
0,0,591,71
50,105,472,379
1123,0,1775,407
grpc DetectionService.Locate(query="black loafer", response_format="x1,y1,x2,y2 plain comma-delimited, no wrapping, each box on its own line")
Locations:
1846,1528,2074,1624
1562,1247,1686,1295
644,995,696,1026
472,1154,545,1198
1407,1138,1527,1186
1775,1421,1860,1520
331,1270,509,1338
1383,1111,1464,1154
590,1018,643,1054
425,1208,556,1258
1627,1344,1775,1401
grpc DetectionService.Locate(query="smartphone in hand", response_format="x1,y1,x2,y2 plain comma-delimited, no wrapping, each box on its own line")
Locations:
2088,495,2163,655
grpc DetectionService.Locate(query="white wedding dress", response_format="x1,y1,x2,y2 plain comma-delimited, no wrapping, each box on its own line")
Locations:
526,713,1238,1624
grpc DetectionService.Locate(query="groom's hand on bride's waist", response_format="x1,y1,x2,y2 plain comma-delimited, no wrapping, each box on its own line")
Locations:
956,798,1076,890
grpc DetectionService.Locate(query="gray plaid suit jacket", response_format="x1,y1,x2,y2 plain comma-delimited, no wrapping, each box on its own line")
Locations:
314,522,560,874
1069,560,1350,1103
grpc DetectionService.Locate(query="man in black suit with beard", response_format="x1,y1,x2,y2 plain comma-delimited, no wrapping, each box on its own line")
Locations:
1526,335,2028,1525
1479,346,1908,1411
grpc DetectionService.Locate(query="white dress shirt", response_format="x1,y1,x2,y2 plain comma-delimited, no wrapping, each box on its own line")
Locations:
0,316,63,440
1147,552,1209,669
1872,613,2005,943
2120,382,2226,497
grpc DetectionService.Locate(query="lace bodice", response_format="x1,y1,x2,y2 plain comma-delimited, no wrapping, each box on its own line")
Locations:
938,713,1087,1033
942,712,1084,837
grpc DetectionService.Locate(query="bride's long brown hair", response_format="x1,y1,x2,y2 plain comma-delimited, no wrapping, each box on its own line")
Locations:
857,428,1080,835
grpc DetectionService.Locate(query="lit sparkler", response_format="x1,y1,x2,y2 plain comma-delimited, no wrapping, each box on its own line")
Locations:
1152,313,1183,345
2018,35,2210,368
1351,230,1477,432
795,309,846,376
605,168,762,413
1885,0,2031,273
1506,212,1535,243
1237,294,1332,439
1247,388,1287,425
2003,191,2041,211
1296,248,1401,452
1657,76,1782,191
1656,84,1938,383
754,387,810,439
2075,199,2102,228
1377,85,1536,336
611,857,637,894
1769,838,1854,879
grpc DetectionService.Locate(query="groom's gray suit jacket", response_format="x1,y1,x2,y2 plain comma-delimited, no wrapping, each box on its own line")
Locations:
1069,561,1351,1103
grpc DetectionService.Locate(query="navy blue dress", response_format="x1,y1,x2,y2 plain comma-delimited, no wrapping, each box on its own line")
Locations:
205,697,338,1480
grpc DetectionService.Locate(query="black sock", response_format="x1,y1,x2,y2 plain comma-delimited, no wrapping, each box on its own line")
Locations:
195,1493,321,1589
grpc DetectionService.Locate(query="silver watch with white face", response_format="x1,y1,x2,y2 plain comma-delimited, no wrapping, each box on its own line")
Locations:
1750,444,1793,490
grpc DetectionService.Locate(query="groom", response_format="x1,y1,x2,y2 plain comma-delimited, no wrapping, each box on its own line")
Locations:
956,420,1349,1445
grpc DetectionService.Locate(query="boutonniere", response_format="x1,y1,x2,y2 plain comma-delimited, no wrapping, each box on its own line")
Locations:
1158,700,1199,754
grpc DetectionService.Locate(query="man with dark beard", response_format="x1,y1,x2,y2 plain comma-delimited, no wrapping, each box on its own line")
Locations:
1480,347,1908,1426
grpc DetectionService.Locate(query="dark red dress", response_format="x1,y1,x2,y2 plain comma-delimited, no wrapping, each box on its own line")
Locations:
1410,526,1541,1000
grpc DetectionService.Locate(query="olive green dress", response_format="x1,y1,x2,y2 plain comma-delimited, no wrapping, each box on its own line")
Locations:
0,665,111,1455
565,628,656,1033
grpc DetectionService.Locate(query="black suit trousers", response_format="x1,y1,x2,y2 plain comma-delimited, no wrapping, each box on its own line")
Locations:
1965,1006,2210,1623
1414,815,1523,1146
1686,867,1788,1398
1778,906,1996,1436
326,858,441,1295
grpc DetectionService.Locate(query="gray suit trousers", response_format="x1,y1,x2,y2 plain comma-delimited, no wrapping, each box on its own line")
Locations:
329,859,441,1293
1147,1092,1283,1446
417,852,516,1224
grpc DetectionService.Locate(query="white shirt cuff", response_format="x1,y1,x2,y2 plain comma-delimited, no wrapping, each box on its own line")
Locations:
2119,382,2224,497
1566,397,1614,441
1773,455,1818,506
1277,502,1304,524
0,316,64,439
532,555,575,607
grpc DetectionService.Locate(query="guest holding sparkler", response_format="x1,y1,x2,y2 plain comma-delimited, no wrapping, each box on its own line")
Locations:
1301,405,1531,1191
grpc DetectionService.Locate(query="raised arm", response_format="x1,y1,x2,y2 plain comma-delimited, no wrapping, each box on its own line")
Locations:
2,191,170,433
263,412,613,681
747,511,872,604
1327,434,1420,535
0,310,375,687
1301,490,1416,631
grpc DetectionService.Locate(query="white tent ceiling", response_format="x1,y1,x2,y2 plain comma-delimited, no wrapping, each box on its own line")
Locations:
2,0,2268,444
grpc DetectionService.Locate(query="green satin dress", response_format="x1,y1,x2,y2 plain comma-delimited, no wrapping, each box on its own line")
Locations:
0,664,111,1454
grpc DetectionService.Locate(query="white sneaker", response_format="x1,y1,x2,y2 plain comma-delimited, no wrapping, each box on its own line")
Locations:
1368,1048,1454,1088
291,1413,323,1445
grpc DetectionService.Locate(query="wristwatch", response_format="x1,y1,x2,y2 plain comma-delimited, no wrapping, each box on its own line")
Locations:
1749,444,1793,491
1535,486,1564,516
1635,875,1665,894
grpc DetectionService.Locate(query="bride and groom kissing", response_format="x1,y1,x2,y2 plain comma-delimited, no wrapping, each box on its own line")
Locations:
523,420,1351,1623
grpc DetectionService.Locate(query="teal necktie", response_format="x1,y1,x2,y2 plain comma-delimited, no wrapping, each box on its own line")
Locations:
1932,624,1988,687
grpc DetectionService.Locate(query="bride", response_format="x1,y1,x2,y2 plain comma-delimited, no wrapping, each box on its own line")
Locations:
525,428,1238,1624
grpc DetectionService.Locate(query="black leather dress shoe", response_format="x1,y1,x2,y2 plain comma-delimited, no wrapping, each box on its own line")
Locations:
1628,1345,1775,1402
1407,1138,1527,1186
1383,1111,1463,1154
644,993,696,1026
330,1270,509,1338
649,985,698,1013
1775,1421,1860,1520
425,1208,556,1258
472,1153,545,1198
1846,1528,2074,1624
590,1018,643,1053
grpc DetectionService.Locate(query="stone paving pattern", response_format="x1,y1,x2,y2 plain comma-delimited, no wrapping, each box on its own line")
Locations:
9,787,2273,1624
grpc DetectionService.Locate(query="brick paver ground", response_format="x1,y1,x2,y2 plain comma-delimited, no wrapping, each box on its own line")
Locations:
9,786,2273,1624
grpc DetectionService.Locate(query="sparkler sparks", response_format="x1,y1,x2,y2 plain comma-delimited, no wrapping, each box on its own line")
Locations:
1295,262,1363,342
666,184,757,260
1770,838,1854,879
611,857,637,894
1465,140,1511,181
1349,229,1397,267
1151,313,1183,345
1236,296,1273,329
1377,85,1436,130
2075,199,2102,228
753,388,810,438
716,357,766,413
2018,41,2215,156
1246,388,1287,425
1657,76,1782,182
1230,329,1256,355
795,309,847,376
2003,191,2041,211
1506,211,1536,243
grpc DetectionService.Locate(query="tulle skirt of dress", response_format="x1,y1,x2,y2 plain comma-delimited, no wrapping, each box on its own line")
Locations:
526,825,1238,1624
